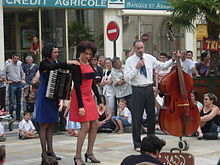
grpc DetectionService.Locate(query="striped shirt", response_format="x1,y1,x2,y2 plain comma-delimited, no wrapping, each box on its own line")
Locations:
111,67,132,98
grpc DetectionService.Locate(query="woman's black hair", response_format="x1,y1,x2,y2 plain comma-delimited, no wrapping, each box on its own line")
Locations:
201,52,209,61
76,41,97,59
42,43,57,58
192,90,199,101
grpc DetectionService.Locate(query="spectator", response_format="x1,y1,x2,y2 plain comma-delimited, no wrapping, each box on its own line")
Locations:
0,145,6,165
98,55,106,69
23,82,39,113
187,50,198,65
63,101,80,137
100,58,115,115
19,111,39,140
191,90,203,109
22,56,39,85
142,86,164,132
98,96,115,133
195,52,210,77
111,57,132,112
89,55,103,84
124,48,134,59
3,53,26,120
197,93,220,140
112,99,131,134
180,50,200,77
121,134,166,165
89,55,103,96
154,52,172,89
41,156,58,165
30,36,40,56
0,122,6,142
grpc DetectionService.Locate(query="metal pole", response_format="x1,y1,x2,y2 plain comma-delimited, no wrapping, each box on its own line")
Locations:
65,9,69,60
113,40,116,57
138,16,141,40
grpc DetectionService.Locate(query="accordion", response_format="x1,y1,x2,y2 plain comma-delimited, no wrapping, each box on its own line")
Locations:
46,69,72,100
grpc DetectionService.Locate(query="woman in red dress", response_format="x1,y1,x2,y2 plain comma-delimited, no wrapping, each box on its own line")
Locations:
70,41,104,165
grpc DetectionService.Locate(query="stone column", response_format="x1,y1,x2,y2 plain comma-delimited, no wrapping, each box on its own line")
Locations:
0,1,5,68
185,31,197,60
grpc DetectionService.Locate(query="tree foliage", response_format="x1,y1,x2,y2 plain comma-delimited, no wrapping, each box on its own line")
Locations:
167,0,220,74
68,22,94,47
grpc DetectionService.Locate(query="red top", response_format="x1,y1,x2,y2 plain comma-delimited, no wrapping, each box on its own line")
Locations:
69,63,99,122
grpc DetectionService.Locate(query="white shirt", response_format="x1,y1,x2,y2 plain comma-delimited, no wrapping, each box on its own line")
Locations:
180,59,195,76
0,122,5,135
124,53,173,86
155,95,164,115
19,119,35,131
102,70,115,97
121,107,132,124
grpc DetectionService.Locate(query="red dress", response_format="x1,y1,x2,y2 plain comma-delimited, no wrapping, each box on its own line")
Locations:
69,63,99,122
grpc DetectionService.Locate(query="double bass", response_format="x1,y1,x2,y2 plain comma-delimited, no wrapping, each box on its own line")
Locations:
159,22,200,137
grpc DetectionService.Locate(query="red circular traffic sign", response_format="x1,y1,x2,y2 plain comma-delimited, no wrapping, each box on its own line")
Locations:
141,33,149,42
106,21,119,41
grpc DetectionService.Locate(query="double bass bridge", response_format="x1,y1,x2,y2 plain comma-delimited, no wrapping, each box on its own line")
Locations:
178,104,189,107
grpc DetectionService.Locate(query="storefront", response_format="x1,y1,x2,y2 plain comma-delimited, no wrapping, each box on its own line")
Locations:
0,0,194,67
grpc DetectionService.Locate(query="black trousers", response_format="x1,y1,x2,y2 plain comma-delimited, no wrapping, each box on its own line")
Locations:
0,87,6,110
131,85,155,148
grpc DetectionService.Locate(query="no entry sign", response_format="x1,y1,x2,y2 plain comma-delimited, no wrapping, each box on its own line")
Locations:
107,21,119,41
141,33,149,42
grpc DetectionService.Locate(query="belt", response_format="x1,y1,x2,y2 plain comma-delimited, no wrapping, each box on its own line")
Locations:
11,81,21,84
132,84,152,88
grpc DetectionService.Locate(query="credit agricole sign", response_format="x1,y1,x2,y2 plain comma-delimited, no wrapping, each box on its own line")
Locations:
3,0,170,10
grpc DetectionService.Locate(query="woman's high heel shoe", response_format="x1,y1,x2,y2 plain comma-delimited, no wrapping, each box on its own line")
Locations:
84,153,100,163
74,157,86,165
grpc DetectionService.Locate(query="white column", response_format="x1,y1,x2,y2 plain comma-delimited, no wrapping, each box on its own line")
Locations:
185,31,197,60
0,2,5,68
103,9,123,59
38,8,42,61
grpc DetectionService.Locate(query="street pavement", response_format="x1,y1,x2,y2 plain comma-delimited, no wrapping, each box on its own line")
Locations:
1,128,220,165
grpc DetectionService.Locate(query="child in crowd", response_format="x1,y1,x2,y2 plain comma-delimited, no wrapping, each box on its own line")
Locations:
23,82,39,113
0,145,6,165
41,156,58,165
18,111,39,140
63,101,80,137
0,122,6,142
112,99,131,134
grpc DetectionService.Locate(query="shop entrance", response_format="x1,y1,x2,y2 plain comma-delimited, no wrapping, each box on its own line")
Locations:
4,7,38,63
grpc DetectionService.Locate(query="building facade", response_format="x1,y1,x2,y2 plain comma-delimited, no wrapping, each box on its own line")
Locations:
0,0,196,68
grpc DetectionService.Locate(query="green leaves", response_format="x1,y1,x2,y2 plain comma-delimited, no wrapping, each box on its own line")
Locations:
68,22,94,47
167,0,220,32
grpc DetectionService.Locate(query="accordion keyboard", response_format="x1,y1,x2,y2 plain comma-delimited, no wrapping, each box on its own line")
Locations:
46,70,58,98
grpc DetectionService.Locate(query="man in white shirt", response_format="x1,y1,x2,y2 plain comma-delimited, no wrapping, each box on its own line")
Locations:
124,40,176,151
180,50,200,77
